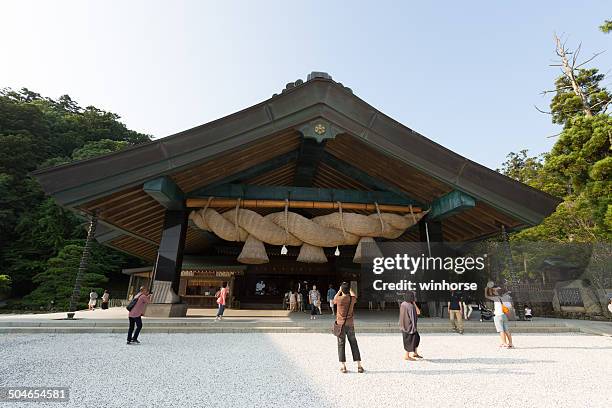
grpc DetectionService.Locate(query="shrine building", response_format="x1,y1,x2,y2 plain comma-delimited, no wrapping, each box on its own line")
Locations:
33,72,560,316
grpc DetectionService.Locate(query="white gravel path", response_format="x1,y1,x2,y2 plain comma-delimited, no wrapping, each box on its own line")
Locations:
1,333,611,408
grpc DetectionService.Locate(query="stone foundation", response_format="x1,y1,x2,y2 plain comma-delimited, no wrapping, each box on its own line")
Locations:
145,303,188,317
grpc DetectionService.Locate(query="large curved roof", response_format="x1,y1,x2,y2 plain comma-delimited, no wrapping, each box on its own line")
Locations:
33,72,560,260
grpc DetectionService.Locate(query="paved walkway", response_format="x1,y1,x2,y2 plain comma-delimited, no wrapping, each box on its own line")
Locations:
1,308,611,335
0,307,293,320
1,333,611,407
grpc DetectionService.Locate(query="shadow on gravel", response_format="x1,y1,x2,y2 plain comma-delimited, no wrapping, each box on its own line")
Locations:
365,368,534,376
1,333,330,407
425,358,553,365
516,346,612,350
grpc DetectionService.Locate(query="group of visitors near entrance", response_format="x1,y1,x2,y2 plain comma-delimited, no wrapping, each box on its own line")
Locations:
283,284,335,319
122,282,518,368
87,289,110,311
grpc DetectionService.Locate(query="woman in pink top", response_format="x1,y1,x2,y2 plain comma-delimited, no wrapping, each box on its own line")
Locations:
127,287,150,344
215,282,229,320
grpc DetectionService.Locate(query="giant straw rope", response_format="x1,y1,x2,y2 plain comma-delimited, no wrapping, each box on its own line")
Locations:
189,201,427,264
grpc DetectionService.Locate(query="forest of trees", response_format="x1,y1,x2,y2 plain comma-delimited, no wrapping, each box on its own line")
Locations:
0,22,609,311
0,89,150,309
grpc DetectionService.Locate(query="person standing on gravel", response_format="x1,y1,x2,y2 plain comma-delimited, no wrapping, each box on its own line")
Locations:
485,285,514,348
334,282,364,373
399,291,422,361
127,287,150,345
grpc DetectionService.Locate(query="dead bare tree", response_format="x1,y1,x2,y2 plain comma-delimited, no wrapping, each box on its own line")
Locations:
536,34,608,120
551,34,605,117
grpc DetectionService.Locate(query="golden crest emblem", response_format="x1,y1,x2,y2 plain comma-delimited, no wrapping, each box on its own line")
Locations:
314,123,326,135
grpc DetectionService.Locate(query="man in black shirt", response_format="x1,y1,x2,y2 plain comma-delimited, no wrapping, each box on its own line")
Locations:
447,290,464,334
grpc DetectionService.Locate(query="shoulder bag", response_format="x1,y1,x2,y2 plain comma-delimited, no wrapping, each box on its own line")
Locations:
126,293,141,311
499,297,510,315
332,296,353,337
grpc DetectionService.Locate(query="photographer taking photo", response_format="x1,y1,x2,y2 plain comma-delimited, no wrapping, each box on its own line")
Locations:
333,282,364,374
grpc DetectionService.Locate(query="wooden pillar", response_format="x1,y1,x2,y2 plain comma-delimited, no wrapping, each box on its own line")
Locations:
150,210,188,304
419,217,444,317
126,273,134,300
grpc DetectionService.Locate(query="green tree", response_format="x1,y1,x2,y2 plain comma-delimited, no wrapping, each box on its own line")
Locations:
600,20,612,34
499,150,544,187
0,87,151,304
0,275,11,298
22,242,110,310
2,195,81,296
514,199,601,242
72,139,129,161
542,114,612,236
549,68,610,126
513,31,611,242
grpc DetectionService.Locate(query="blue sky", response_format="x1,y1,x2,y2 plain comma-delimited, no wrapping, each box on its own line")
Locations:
1,1,610,169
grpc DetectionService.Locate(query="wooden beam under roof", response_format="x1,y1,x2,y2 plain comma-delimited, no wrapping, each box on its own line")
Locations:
293,137,326,187
186,198,422,213
143,176,185,210
188,183,419,207
429,190,476,220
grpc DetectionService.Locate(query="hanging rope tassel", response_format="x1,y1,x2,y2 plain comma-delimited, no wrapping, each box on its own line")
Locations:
375,201,385,232
203,196,214,216
235,198,241,241
284,199,289,238
336,201,345,256
338,201,347,237
409,204,417,224
281,199,289,255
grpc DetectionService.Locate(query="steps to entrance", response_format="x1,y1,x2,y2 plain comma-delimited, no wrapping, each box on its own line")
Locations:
1,309,609,335
0,318,585,334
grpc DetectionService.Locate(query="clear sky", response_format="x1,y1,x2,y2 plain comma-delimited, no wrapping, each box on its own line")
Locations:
1,1,610,170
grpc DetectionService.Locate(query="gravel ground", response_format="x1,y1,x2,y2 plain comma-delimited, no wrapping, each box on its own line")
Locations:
1,333,611,408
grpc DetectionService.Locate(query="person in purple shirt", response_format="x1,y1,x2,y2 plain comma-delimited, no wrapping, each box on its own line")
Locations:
127,287,150,345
